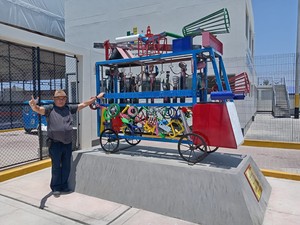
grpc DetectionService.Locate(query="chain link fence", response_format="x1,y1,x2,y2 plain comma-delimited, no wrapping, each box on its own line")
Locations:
0,40,78,170
246,53,299,142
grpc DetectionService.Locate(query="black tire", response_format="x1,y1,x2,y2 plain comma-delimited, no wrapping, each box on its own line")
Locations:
100,128,119,153
189,126,218,153
208,146,219,153
124,126,142,146
178,133,207,163
198,145,219,153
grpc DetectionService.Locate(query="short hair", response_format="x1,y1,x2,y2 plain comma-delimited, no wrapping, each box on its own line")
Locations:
54,89,67,98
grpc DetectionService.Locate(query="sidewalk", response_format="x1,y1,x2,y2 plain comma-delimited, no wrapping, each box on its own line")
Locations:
0,168,197,225
1,141,300,224
219,145,300,175
244,113,300,143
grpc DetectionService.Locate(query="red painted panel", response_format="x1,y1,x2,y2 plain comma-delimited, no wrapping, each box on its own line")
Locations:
202,32,223,55
192,103,237,148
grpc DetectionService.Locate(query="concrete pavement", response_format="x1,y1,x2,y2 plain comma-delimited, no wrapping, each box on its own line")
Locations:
244,113,300,143
0,168,197,225
1,168,300,225
218,145,300,175
1,141,300,224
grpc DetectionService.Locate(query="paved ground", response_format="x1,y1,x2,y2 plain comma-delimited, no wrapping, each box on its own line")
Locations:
1,169,300,225
218,145,300,174
1,141,300,225
245,113,300,143
0,129,41,169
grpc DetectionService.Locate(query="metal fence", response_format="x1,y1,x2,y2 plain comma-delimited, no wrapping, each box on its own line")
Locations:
246,53,298,142
0,40,78,170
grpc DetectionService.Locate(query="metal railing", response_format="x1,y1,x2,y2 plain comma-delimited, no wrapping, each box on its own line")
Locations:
0,40,79,170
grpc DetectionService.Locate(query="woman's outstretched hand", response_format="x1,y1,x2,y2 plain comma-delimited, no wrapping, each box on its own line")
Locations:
97,92,105,99
29,95,38,108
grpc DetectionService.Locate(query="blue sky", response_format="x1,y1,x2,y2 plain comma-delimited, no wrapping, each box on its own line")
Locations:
252,0,298,56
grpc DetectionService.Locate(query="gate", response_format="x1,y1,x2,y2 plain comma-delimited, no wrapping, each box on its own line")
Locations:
0,40,79,170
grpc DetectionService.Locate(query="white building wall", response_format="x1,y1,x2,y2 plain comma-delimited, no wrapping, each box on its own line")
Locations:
65,0,253,58
65,0,256,132
0,0,257,147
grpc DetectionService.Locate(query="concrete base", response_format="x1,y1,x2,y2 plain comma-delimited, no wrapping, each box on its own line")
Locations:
69,146,271,225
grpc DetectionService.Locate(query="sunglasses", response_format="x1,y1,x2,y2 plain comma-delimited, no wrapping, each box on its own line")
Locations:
54,97,67,101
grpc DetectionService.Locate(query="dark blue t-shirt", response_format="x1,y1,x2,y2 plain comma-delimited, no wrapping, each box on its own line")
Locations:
44,105,78,144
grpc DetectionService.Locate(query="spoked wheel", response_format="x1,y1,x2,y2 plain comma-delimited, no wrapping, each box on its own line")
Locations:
178,133,207,163
199,146,219,153
124,126,142,146
208,146,219,153
100,128,119,153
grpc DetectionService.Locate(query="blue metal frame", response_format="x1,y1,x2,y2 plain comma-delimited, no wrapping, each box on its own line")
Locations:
95,47,231,138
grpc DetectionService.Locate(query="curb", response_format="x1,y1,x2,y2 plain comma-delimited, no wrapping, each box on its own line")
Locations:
0,128,24,133
0,159,51,182
243,139,300,150
261,169,300,181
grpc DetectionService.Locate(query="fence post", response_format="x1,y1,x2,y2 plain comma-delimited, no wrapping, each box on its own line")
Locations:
294,0,300,118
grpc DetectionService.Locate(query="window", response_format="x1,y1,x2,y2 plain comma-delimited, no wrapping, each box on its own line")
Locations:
246,9,249,40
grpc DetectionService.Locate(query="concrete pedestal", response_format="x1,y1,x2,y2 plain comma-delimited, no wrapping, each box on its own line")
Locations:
69,147,271,225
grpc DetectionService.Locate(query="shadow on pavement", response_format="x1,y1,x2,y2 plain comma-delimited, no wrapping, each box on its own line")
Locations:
93,143,245,169
39,191,53,209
